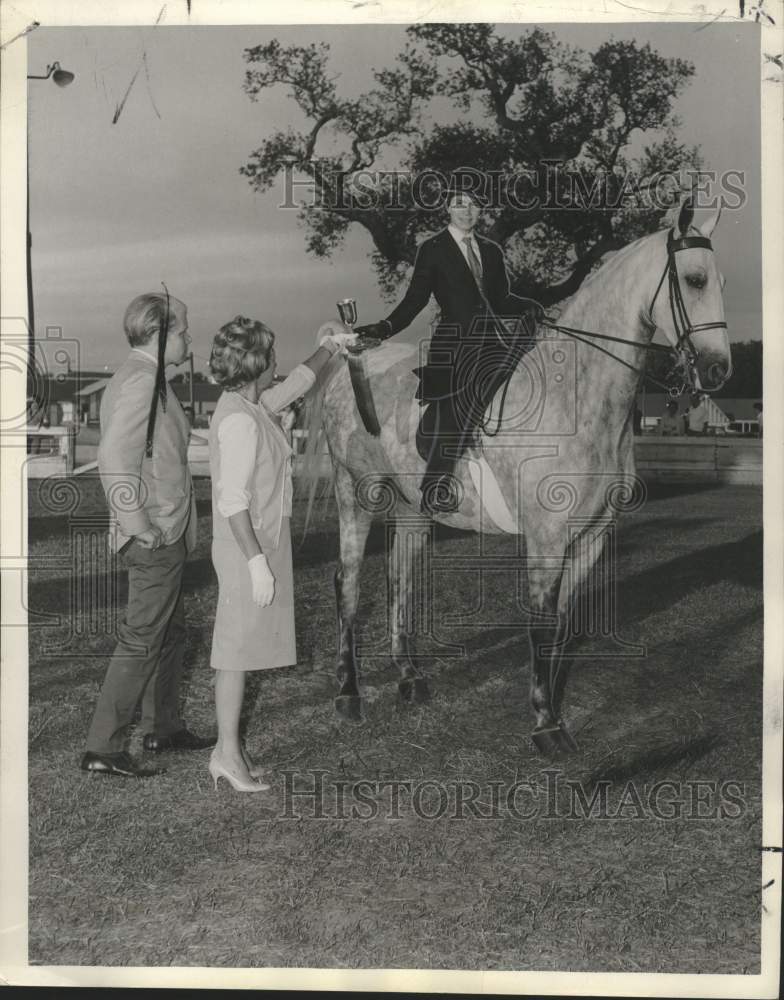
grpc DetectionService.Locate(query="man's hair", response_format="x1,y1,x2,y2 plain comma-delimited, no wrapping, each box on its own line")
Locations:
209,315,275,391
123,293,183,347
446,189,485,210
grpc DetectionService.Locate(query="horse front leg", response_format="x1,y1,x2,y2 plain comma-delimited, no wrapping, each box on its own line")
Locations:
389,513,431,705
527,563,578,756
334,465,373,721
549,511,616,731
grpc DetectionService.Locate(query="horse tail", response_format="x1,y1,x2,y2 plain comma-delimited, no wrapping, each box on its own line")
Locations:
297,353,343,541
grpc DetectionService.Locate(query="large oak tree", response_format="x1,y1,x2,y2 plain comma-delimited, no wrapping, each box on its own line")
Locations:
240,24,700,305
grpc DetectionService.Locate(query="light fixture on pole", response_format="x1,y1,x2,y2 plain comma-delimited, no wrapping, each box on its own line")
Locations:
27,61,76,87
26,61,75,388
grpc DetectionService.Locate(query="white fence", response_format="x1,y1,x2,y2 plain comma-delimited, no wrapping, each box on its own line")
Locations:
25,426,76,478
634,438,762,485
25,426,762,487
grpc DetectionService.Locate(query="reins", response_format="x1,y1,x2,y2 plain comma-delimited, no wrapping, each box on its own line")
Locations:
538,319,679,395
519,228,726,411
482,325,676,439
480,226,727,436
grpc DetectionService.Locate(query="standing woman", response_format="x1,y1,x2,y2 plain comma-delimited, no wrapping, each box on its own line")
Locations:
207,316,355,791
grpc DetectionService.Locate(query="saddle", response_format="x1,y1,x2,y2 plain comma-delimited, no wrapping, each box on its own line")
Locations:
413,325,537,463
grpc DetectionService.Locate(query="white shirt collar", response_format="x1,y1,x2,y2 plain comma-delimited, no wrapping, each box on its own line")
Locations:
131,346,159,364
448,224,479,250
132,346,177,371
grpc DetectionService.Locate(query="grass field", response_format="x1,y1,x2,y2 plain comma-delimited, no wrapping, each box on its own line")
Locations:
27,476,764,971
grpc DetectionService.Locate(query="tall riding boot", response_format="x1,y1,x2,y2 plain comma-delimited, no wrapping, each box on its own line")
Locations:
417,400,463,514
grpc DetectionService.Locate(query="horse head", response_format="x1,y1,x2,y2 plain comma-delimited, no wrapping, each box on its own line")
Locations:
652,197,732,394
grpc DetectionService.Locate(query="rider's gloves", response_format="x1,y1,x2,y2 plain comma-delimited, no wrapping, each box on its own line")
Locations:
354,321,392,341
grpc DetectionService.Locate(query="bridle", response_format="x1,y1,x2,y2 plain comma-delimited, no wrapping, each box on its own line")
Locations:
539,227,728,399
646,228,729,392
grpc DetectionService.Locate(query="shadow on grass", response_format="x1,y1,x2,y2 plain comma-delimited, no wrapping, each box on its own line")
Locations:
27,497,217,544
587,732,721,785
437,528,762,657
27,519,763,687
618,529,762,614
637,481,726,503
26,516,395,621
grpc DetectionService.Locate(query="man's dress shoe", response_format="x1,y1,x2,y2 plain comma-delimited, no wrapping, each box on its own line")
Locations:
80,751,164,778
143,728,217,753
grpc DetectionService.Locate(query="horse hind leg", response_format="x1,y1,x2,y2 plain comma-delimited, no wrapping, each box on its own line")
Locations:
333,464,373,721
389,513,431,705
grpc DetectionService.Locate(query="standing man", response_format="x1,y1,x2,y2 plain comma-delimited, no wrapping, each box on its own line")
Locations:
753,401,763,438
684,392,707,436
81,292,215,778
355,184,543,514
657,399,681,436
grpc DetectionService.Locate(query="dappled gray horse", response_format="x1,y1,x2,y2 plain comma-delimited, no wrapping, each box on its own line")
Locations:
307,200,732,754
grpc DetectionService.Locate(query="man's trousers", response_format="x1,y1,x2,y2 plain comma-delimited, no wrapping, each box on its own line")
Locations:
85,536,187,754
415,330,535,483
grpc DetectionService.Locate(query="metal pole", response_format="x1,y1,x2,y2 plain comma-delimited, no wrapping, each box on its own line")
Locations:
27,130,35,389
642,382,646,434
188,353,194,422
26,63,75,390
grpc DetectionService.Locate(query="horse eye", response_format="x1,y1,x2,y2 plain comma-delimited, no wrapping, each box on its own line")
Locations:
685,272,707,290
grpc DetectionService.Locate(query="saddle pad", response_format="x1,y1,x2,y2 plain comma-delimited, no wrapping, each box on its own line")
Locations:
467,453,517,533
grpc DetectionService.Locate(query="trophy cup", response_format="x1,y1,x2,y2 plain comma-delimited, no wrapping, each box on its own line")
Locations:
337,298,379,355
337,298,381,436
337,297,357,329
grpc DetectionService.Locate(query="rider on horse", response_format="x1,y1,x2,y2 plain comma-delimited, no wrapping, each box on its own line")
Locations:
354,180,544,515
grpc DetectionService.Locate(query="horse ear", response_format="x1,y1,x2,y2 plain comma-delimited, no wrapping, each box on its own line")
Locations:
699,202,723,238
674,195,694,237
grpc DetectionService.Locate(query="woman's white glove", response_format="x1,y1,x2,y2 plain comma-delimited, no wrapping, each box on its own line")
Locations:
248,553,275,608
317,320,358,355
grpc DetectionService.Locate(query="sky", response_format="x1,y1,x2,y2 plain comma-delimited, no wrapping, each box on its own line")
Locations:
28,21,762,374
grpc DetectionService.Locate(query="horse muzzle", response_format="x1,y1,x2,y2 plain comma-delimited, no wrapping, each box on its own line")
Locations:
695,354,732,393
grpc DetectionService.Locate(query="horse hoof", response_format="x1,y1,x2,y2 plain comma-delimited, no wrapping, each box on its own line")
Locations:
398,677,430,704
335,695,363,721
554,721,578,753
531,726,557,756
531,722,578,756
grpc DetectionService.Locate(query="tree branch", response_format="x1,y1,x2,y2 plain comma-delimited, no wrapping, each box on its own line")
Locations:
521,236,624,305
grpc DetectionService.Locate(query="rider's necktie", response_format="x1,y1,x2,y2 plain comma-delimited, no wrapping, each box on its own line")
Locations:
463,236,484,292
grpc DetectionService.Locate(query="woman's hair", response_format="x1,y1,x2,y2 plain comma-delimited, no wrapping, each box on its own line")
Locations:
123,293,182,347
209,315,275,391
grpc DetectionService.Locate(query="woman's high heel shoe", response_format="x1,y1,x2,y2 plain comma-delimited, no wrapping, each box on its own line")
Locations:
208,753,270,793
241,745,265,780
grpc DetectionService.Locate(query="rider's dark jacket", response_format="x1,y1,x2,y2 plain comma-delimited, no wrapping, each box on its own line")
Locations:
379,227,538,412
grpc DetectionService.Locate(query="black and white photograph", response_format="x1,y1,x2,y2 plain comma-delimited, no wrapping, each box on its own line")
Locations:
1,0,781,992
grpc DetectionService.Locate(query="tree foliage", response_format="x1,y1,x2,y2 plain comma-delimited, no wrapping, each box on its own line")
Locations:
240,25,700,305
714,340,762,398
